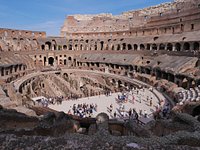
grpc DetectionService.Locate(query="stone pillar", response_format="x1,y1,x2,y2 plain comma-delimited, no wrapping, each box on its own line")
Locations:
150,44,152,51
172,44,176,51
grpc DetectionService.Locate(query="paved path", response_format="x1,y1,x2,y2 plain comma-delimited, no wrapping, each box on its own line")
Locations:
49,88,162,123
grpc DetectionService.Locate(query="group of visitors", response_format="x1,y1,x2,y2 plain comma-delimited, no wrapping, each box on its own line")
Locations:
68,103,98,118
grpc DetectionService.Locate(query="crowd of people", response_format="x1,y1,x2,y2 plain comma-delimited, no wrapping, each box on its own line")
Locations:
68,103,98,118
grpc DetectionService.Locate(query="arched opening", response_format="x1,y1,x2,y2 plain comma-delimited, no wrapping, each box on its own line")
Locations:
48,57,54,66
133,44,138,50
192,105,200,117
147,44,150,50
64,59,67,65
100,41,104,50
159,43,165,50
167,43,173,51
80,45,83,50
152,44,157,50
122,43,126,50
94,44,97,50
117,44,120,50
183,42,190,51
127,44,132,50
52,40,57,50
175,43,181,51
140,44,145,50
69,44,72,50
193,42,199,51
0,45,2,51
112,45,115,50
45,41,51,50
63,45,67,50
41,45,45,50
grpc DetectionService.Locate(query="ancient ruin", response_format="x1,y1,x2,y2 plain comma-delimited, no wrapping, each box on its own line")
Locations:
0,0,200,149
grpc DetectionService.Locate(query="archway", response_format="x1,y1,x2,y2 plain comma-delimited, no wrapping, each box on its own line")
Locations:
167,43,173,51
159,43,165,50
127,44,132,50
152,44,157,50
183,42,190,51
133,44,138,50
48,57,54,66
175,43,181,51
140,44,145,50
193,42,199,51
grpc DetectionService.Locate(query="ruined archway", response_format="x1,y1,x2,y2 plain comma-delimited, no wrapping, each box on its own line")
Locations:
48,57,54,66
167,43,173,51
193,42,199,51
183,42,190,51
175,43,181,51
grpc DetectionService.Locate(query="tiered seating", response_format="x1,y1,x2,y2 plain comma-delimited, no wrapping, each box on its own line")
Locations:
177,86,200,103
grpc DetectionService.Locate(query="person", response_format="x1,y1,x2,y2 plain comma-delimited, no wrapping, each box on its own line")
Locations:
150,99,152,107
144,110,148,118
135,112,139,123
68,109,72,115
114,111,117,118
132,95,135,104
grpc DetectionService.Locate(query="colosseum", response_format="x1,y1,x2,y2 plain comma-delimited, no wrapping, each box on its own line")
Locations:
0,0,200,149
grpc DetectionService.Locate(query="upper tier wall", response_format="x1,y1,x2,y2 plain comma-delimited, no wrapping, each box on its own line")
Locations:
60,0,200,37
0,28,46,39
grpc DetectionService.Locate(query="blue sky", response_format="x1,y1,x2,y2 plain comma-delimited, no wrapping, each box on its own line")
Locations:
0,0,173,36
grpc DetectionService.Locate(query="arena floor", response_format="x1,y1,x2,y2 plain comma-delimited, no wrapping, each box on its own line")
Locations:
49,88,164,123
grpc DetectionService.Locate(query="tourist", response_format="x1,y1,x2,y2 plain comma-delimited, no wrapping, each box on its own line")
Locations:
135,112,139,123
150,99,152,107
114,111,117,118
144,110,148,118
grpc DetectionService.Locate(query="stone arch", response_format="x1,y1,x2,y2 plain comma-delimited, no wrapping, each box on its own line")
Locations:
48,57,54,66
80,44,83,50
167,43,173,51
63,45,67,50
45,41,51,50
41,45,45,50
133,44,138,50
159,43,165,50
112,45,115,50
122,43,126,50
193,42,199,51
183,42,190,51
100,41,104,50
69,44,72,50
68,57,72,61
152,44,157,50
52,40,57,50
118,80,122,87
147,44,150,50
127,44,132,50
140,44,145,50
64,59,67,65
175,43,181,51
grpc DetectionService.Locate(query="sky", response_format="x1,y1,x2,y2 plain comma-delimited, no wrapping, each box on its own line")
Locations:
0,0,173,36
